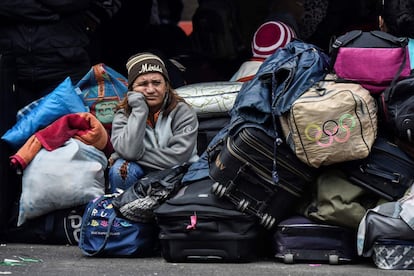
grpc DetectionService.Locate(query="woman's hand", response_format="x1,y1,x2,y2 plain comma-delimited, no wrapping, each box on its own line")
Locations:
127,91,146,108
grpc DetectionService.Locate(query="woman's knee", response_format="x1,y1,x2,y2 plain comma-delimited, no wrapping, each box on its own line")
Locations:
108,159,145,192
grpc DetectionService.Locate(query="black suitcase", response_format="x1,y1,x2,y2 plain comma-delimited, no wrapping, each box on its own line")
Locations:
273,215,358,264
341,136,414,201
209,126,317,229
197,115,230,155
154,177,262,263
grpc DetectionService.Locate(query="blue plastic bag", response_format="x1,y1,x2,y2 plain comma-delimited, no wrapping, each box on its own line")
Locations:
1,77,87,149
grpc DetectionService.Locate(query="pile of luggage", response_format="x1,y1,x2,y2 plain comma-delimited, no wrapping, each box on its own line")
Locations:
154,34,414,268
158,32,414,269
2,31,414,270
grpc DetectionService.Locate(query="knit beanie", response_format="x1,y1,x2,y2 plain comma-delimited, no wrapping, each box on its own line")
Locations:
251,21,296,58
126,52,170,89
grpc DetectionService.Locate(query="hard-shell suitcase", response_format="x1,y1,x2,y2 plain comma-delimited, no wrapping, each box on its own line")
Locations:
154,178,261,263
372,239,414,270
341,136,414,201
209,126,317,229
273,216,358,264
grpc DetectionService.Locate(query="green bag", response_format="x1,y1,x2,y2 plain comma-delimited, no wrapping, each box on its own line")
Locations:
304,169,382,229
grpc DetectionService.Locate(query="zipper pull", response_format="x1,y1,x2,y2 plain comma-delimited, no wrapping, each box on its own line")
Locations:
186,212,197,230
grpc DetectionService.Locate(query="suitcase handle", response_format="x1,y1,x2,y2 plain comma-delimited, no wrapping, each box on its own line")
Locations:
206,138,226,168
360,164,400,183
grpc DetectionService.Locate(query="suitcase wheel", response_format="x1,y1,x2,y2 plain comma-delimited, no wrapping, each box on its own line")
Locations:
283,254,294,264
260,213,276,229
211,182,227,198
328,254,339,265
237,198,250,212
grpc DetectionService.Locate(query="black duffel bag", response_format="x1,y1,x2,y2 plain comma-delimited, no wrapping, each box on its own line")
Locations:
112,163,189,223
5,205,85,245
378,74,414,145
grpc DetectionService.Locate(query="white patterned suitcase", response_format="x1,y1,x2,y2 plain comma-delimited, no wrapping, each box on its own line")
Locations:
372,239,414,270
175,81,242,118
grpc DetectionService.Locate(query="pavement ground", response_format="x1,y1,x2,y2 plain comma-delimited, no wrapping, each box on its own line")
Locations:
1,243,413,276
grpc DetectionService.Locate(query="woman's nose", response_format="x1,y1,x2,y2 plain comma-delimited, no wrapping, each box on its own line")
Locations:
145,83,156,92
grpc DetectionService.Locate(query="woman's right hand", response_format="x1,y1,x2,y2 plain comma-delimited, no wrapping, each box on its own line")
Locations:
127,91,146,108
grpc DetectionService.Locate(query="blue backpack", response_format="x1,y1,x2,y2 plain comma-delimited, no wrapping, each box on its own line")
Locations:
230,40,330,136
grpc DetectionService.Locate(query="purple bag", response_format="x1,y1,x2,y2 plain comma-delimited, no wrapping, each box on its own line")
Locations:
331,30,411,94
273,215,357,264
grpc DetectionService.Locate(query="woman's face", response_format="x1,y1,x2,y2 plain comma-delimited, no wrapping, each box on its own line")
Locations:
131,72,167,112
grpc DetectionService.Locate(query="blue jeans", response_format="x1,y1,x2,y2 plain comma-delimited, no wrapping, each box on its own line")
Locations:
108,159,145,193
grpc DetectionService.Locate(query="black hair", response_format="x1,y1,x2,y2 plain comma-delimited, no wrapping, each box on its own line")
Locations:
382,0,414,37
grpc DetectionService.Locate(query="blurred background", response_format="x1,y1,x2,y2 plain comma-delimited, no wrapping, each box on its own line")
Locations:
88,0,380,86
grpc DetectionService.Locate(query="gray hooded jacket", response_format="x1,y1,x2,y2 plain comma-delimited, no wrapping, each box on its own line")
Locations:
111,92,199,170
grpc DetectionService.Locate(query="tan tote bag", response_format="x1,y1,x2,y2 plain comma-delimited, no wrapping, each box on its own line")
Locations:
279,75,378,168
